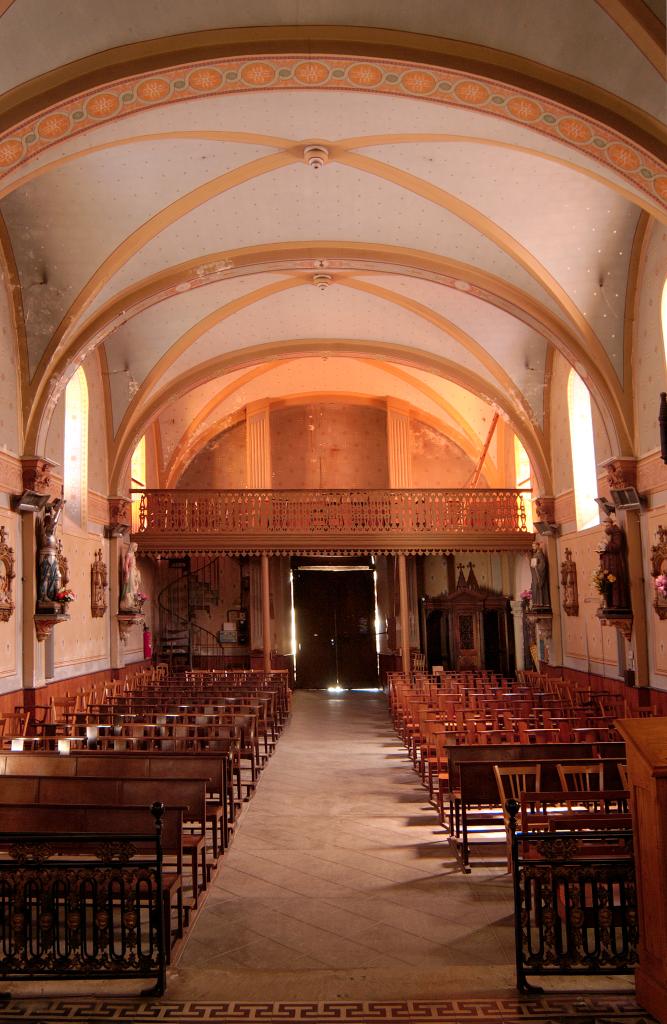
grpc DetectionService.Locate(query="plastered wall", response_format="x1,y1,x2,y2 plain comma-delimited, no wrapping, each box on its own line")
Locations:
53,529,110,678
0,505,21,693
0,263,23,693
634,221,667,457
177,421,246,489
0,266,21,458
410,421,478,487
270,404,388,490
557,526,621,678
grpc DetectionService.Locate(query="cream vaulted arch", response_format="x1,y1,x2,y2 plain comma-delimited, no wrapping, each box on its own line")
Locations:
2,8,667,1013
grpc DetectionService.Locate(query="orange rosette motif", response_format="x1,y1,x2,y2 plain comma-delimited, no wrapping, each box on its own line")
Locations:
86,93,120,118
37,114,70,139
137,78,171,102
606,143,641,172
293,62,329,85
453,81,489,105
557,117,593,144
240,63,276,86
653,177,667,202
507,97,542,122
189,68,223,91
347,64,383,87
402,71,436,95
0,139,23,167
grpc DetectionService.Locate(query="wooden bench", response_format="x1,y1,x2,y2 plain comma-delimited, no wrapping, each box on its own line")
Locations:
0,775,209,913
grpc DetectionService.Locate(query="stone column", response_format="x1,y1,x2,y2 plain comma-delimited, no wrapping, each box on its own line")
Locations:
510,599,525,671
386,399,412,489
398,553,410,674
105,498,131,671
545,535,563,666
20,509,42,688
246,401,272,669
602,459,648,683
108,535,123,670
245,400,272,489
17,458,56,690
261,553,271,672
249,559,263,652
625,510,649,684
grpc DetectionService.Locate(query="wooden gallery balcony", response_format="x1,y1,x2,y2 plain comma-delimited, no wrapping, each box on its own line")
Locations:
133,489,533,557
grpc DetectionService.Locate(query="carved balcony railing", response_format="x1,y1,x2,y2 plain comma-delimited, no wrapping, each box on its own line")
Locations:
133,488,532,556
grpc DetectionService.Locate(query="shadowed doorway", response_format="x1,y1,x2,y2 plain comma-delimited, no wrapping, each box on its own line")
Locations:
292,559,378,688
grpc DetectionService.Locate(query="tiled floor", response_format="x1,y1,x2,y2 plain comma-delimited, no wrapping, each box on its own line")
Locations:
171,689,517,998
0,689,650,1022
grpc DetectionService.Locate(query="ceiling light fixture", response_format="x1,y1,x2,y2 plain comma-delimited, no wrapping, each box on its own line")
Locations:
304,145,329,170
313,273,333,290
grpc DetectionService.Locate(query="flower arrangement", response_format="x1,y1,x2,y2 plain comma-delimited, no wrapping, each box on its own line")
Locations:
655,574,667,599
520,589,532,602
592,567,616,594
55,588,76,603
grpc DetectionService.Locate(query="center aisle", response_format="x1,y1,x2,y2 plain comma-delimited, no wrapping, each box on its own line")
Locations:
171,689,516,1000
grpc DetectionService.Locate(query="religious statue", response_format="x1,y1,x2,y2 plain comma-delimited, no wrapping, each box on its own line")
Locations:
91,549,108,618
597,518,631,610
560,548,579,616
37,498,65,608
119,541,143,612
530,540,550,609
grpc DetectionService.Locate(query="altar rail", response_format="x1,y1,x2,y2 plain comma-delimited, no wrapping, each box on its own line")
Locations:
133,488,531,556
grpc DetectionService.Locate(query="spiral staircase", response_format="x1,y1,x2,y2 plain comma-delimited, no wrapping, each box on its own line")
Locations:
157,555,225,669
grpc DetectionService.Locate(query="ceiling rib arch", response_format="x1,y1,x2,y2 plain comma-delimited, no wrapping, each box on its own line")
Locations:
24,242,632,464
0,31,664,187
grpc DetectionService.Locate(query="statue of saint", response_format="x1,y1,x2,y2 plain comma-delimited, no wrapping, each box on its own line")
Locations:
599,519,631,610
91,549,108,617
37,498,64,606
530,540,550,608
560,548,578,616
119,541,142,612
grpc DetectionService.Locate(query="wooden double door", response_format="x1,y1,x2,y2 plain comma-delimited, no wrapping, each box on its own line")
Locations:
293,566,378,688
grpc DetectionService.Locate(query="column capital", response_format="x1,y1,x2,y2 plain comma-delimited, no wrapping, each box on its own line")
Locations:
246,398,272,418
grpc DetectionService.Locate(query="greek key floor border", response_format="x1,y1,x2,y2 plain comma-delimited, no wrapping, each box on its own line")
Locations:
0,996,655,1023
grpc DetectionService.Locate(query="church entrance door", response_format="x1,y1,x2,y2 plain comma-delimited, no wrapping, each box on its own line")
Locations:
293,567,378,688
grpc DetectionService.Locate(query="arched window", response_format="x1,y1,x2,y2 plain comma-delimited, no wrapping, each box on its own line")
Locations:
63,367,88,527
513,435,533,531
130,435,146,533
567,369,599,532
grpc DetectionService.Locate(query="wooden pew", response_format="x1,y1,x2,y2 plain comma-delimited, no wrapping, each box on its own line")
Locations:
0,749,234,862
0,775,209,912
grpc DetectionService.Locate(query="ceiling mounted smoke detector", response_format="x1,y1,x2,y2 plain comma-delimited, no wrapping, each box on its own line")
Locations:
304,145,329,170
313,273,333,290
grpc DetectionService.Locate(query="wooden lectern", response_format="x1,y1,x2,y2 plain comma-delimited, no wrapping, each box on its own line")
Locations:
616,718,667,1024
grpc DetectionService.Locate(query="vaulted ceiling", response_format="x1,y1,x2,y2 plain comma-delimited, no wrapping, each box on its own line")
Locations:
0,0,664,494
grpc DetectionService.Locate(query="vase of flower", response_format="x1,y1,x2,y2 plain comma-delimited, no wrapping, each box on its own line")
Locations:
55,587,75,615
592,567,616,610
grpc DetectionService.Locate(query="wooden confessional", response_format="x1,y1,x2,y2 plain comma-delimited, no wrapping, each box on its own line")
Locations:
422,563,513,674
